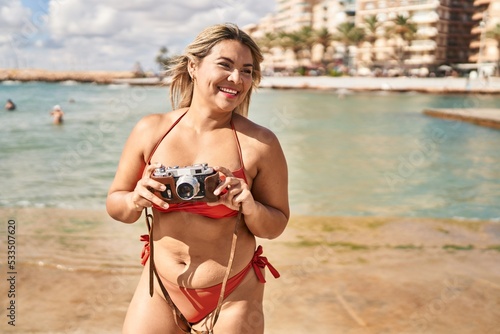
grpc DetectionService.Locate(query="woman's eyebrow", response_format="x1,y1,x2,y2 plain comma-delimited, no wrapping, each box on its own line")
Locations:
217,56,253,67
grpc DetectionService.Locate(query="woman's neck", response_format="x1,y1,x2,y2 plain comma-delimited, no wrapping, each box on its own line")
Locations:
182,106,233,133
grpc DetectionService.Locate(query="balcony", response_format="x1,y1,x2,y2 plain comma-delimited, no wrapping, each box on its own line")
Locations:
405,54,435,65
471,26,484,35
360,0,438,11
410,40,437,52
417,27,438,37
471,12,484,21
470,40,481,49
473,0,491,6
412,12,439,24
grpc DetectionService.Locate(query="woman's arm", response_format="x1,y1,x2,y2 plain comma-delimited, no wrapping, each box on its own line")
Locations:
106,115,169,224
243,130,289,239
213,126,289,239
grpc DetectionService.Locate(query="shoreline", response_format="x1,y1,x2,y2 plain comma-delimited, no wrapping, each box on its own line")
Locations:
2,68,500,94
0,207,499,333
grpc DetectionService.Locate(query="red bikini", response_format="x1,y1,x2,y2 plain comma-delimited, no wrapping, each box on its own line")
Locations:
148,110,247,219
150,167,246,219
140,111,279,325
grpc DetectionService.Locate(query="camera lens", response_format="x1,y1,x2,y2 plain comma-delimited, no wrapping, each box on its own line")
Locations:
176,175,200,200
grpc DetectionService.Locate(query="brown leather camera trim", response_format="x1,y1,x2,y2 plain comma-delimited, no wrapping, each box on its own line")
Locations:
151,172,220,204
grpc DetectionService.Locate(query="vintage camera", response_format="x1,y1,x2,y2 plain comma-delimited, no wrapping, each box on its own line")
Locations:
151,163,220,203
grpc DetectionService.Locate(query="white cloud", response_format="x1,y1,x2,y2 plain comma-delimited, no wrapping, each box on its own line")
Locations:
0,0,276,71
0,0,31,28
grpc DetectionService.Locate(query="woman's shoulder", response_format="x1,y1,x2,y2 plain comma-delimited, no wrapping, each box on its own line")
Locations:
134,108,187,133
233,113,279,146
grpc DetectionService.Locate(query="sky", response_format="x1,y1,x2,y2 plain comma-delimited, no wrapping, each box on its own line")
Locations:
0,0,276,72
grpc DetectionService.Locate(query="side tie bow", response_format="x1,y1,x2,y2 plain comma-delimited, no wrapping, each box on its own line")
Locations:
252,245,280,283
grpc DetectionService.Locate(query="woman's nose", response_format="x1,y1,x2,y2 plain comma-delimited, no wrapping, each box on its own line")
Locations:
228,69,241,84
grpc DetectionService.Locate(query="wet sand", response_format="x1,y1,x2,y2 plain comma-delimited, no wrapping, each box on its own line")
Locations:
0,208,499,333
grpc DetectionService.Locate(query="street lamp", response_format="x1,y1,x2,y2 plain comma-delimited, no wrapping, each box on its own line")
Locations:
478,11,488,76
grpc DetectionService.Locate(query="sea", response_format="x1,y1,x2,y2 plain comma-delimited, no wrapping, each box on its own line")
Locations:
1,80,500,221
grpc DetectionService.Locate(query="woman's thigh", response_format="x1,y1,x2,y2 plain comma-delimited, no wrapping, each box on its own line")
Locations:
123,266,187,334
195,269,266,334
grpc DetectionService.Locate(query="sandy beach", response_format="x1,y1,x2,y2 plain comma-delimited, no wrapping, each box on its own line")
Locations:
1,208,499,333
3,68,500,94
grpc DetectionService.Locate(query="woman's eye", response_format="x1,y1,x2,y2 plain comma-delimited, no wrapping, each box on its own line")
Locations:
242,69,252,75
219,63,230,69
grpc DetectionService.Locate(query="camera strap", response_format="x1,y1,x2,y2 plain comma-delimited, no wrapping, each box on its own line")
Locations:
144,205,242,334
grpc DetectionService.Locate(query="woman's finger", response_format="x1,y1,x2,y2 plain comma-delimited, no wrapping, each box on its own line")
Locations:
213,166,234,177
131,162,170,210
214,176,241,196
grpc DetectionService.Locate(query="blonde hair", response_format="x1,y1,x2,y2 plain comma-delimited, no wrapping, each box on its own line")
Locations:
168,23,263,117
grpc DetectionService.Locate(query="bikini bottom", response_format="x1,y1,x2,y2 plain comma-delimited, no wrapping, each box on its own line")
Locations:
140,237,279,324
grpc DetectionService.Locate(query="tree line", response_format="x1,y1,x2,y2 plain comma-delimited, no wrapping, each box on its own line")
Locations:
154,15,500,76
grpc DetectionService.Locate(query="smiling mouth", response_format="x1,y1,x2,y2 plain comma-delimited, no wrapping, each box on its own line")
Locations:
218,86,239,96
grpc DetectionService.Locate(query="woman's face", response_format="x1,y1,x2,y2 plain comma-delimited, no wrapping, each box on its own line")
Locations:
190,39,254,112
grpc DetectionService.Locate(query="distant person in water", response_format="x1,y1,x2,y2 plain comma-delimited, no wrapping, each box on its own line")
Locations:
50,105,64,124
5,99,16,111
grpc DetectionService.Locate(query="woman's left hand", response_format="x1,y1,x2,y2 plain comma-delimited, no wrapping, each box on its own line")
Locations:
208,166,256,214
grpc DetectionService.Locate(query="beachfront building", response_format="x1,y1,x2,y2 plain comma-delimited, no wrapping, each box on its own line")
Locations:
469,0,500,75
435,1,476,67
246,0,320,72
246,0,358,72
275,0,319,32
312,0,356,32
356,0,476,75
246,0,500,76
311,0,357,67
356,0,439,73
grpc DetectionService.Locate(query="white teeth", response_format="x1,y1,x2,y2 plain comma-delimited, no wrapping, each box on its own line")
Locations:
219,87,237,95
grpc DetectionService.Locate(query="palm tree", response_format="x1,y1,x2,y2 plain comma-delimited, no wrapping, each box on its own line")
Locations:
486,23,500,76
363,15,382,68
156,46,172,73
298,26,316,59
314,27,335,68
334,22,366,72
278,29,310,72
256,32,278,53
388,15,418,69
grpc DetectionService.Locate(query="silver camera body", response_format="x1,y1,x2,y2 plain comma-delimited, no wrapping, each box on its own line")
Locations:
152,163,219,202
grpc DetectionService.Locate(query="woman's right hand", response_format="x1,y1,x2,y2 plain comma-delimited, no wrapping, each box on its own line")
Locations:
129,162,169,212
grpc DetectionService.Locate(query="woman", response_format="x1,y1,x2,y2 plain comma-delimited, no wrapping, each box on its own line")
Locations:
5,99,16,111
50,105,64,124
107,23,289,333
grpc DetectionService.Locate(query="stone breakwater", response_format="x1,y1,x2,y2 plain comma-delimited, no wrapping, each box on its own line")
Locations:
0,68,136,84
424,108,500,130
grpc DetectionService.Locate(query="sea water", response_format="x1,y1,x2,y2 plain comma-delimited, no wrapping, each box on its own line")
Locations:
1,81,500,220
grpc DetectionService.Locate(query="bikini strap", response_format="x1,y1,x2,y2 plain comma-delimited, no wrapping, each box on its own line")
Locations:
144,206,242,334
148,111,244,173
145,110,188,164
230,119,246,175
145,208,192,333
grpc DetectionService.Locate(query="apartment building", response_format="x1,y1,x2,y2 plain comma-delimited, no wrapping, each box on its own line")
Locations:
246,0,499,74
356,0,475,71
275,0,319,32
470,0,500,74
435,1,476,66
312,0,356,32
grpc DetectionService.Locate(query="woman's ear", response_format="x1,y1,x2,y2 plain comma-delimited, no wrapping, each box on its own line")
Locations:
187,59,197,80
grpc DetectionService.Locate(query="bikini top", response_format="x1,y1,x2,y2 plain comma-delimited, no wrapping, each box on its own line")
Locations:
145,111,247,219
